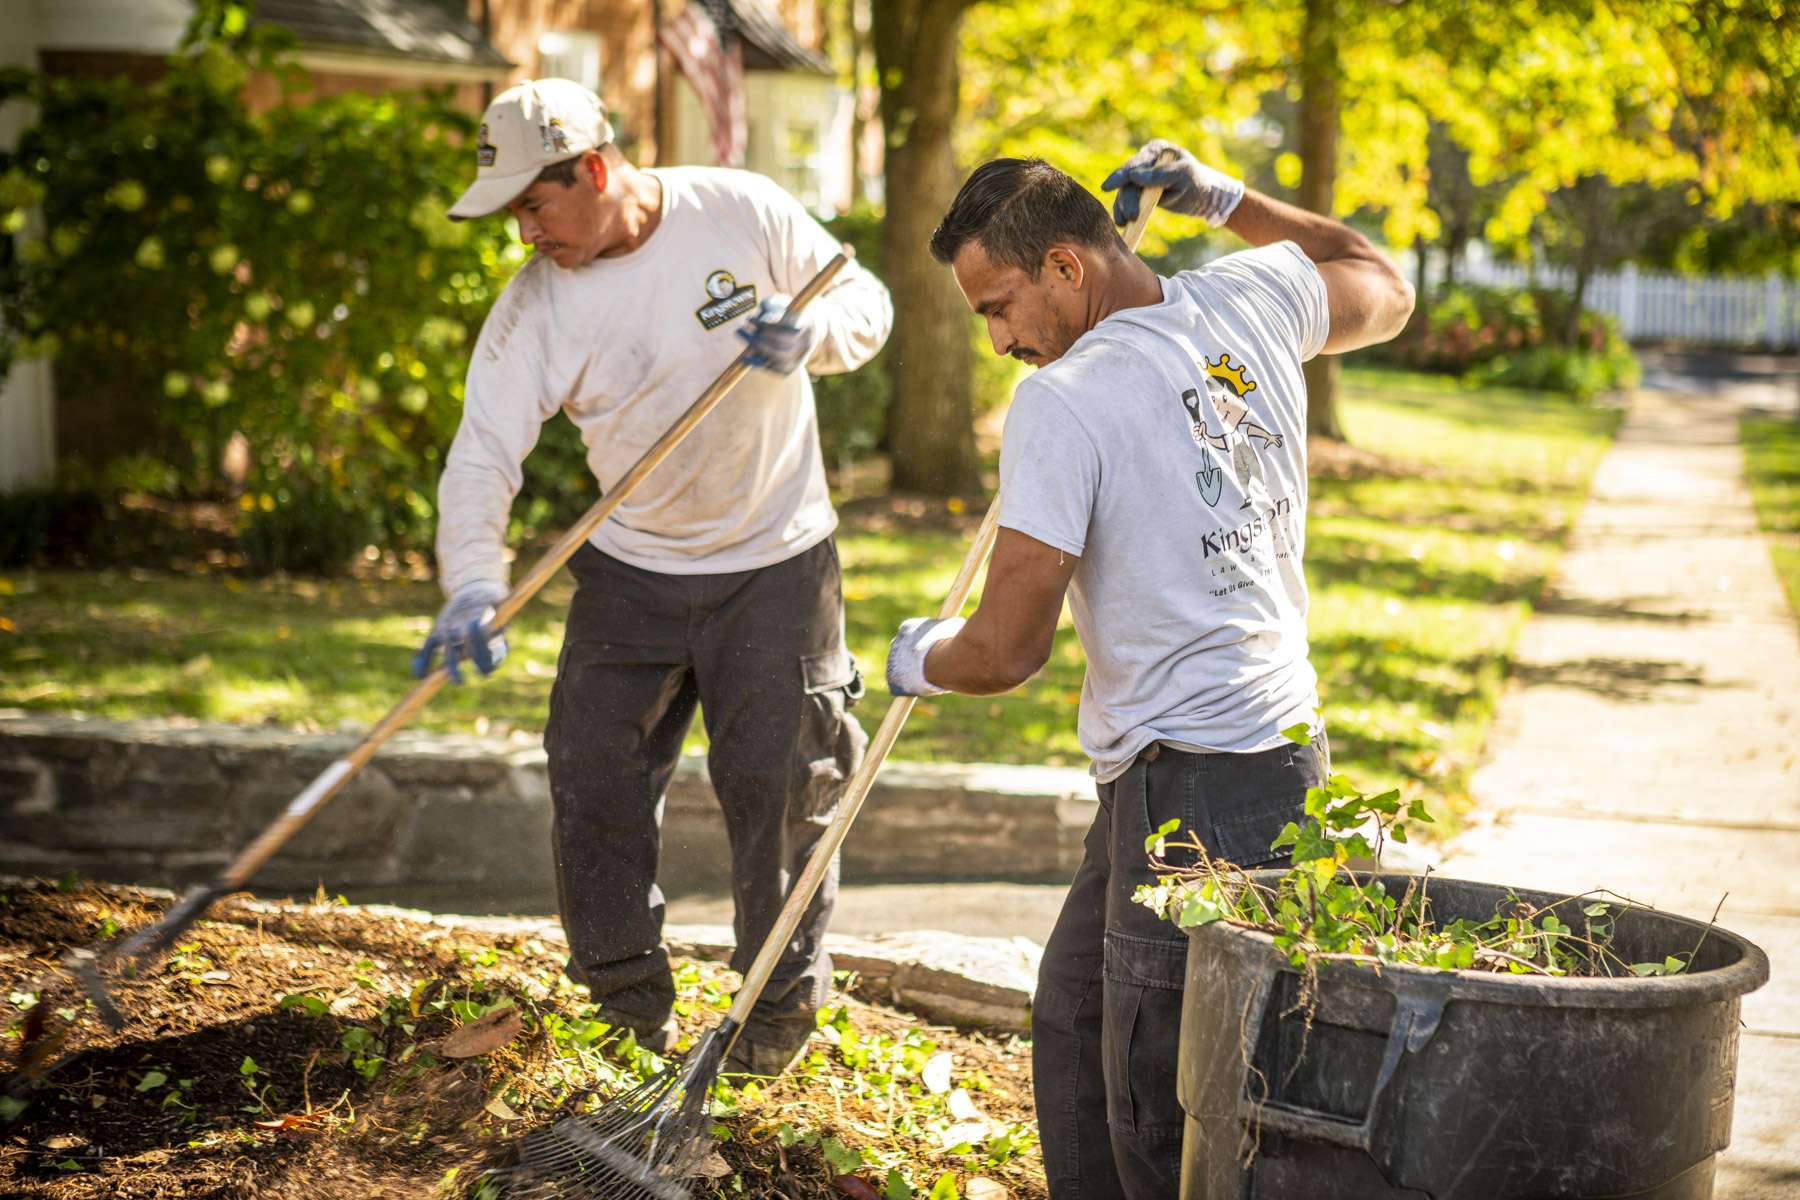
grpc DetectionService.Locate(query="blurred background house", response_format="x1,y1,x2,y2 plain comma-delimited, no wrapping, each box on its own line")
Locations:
0,0,865,490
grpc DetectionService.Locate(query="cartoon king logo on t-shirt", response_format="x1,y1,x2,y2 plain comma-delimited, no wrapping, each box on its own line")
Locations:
1182,352,1282,510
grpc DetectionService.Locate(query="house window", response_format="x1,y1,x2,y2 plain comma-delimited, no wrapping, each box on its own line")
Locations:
537,31,601,93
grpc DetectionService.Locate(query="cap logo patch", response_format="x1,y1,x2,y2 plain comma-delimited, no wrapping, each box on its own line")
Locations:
476,123,497,167
542,116,570,154
696,269,758,329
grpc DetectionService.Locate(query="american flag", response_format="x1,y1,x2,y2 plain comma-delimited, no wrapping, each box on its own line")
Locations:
658,2,746,168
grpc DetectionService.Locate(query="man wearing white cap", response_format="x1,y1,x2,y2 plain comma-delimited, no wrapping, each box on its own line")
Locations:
413,79,893,1076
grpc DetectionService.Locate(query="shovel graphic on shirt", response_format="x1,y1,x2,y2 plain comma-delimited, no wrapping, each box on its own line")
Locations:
1185,377,1277,510
1196,460,1225,507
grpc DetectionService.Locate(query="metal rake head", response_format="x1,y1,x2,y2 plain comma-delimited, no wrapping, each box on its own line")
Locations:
477,1021,736,1199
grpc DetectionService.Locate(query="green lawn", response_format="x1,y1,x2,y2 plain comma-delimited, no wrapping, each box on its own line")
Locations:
1741,414,1800,625
0,368,1618,821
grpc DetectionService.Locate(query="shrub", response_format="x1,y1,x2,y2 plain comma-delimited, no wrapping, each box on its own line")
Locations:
0,488,102,567
238,480,372,576
815,206,891,467
0,9,526,567
1368,283,1638,397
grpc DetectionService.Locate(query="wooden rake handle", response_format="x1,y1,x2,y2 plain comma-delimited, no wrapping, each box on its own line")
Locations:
117,250,854,959
729,166,1171,1024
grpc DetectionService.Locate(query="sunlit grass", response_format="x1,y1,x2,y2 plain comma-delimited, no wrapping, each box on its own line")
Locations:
1742,415,1800,625
0,369,1618,823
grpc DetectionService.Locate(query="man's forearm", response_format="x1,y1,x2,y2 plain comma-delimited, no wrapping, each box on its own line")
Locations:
922,619,1049,696
1223,187,1375,268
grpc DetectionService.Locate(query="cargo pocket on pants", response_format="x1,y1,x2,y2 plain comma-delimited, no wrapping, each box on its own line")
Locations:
793,649,868,821
1101,930,1188,1142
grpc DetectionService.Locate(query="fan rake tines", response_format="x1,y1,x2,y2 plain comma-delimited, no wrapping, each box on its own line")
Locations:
479,1023,732,1199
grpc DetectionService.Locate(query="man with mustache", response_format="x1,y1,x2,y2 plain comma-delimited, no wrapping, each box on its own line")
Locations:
415,79,892,1077
886,142,1413,1197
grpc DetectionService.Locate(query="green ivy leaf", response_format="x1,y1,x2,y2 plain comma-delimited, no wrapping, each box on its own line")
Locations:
1144,817,1181,856
821,1136,862,1175
927,1174,961,1200
136,1070,168,1092
883,1168,916,1200
1280,723,1312,745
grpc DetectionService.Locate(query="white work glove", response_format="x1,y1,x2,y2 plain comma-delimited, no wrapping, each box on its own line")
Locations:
412,579,509,684
1101,139,1245,228
885,616,964,698
737,294,821,375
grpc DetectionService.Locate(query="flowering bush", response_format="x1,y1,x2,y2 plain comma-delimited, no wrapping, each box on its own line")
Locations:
0,12,529,569
1369,283,1638,398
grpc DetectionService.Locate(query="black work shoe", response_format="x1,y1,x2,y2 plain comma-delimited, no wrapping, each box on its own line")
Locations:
597,1007,677,1056
723,1029,812,1078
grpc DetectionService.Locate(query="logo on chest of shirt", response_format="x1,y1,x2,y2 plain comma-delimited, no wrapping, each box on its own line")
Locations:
1183,351,1283,511
695,269,759,330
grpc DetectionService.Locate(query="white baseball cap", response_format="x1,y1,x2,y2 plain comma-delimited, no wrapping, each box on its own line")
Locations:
448,79,615,221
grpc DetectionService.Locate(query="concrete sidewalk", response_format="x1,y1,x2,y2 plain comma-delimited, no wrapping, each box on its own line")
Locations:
1441,374,1800,1198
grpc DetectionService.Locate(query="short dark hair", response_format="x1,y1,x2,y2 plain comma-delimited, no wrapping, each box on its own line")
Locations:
534,144,622,187
929,158,1123,275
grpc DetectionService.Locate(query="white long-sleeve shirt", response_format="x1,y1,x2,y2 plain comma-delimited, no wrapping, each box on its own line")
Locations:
435,166,892,593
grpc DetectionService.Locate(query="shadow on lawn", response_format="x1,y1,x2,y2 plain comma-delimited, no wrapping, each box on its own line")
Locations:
1307,530,1540,606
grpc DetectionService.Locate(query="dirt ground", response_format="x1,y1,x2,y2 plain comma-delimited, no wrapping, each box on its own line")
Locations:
1,879,1045,1199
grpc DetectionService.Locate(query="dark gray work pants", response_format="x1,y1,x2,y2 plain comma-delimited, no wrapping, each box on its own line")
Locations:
543,538,866,1047
1032,735,1329,1199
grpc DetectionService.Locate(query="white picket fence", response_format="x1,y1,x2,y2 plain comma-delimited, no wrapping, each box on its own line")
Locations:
1435,248,1800,350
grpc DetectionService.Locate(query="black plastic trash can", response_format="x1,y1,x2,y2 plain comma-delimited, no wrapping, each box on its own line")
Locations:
1177,873,1769,1199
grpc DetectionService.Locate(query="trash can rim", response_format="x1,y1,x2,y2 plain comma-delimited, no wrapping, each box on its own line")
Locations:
1184,870,1771,1010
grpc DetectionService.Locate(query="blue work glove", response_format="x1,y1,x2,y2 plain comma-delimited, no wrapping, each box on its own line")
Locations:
885,616,965,698
736,294,819,375
412,579,509,684
1101,139,1245,228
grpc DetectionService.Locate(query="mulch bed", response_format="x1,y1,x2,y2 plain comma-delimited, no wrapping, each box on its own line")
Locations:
1,880,1044,1199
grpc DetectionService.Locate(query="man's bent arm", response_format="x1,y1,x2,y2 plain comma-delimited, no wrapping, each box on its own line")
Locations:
803,264,893,376
1223,190,1415,354
923,527,1078,694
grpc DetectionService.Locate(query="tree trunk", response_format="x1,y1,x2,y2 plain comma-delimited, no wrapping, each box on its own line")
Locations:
1413,240,1431,325
1297,0,1344,441
873,0,981,495
1568,265,1591,346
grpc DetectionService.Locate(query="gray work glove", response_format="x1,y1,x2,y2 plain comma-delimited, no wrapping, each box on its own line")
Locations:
885,616,964,698
1102,139,1245,228
737,294,821,375
412,579,508,684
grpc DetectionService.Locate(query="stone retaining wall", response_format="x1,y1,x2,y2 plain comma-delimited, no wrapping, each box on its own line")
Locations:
0,712,1096,906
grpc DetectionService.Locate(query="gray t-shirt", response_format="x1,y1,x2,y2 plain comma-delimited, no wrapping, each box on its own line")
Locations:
997,241,1329,781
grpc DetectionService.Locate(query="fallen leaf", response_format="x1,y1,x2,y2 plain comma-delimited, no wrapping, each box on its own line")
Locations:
948,1089,985,1123
830,1175,881,1200
965,1179,1008,1200
483,1095,521,1121
440,1006,522,1058
694,1152,732,1180
199,971,230,983
938,1120,991,1149
921,1051,954,1094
